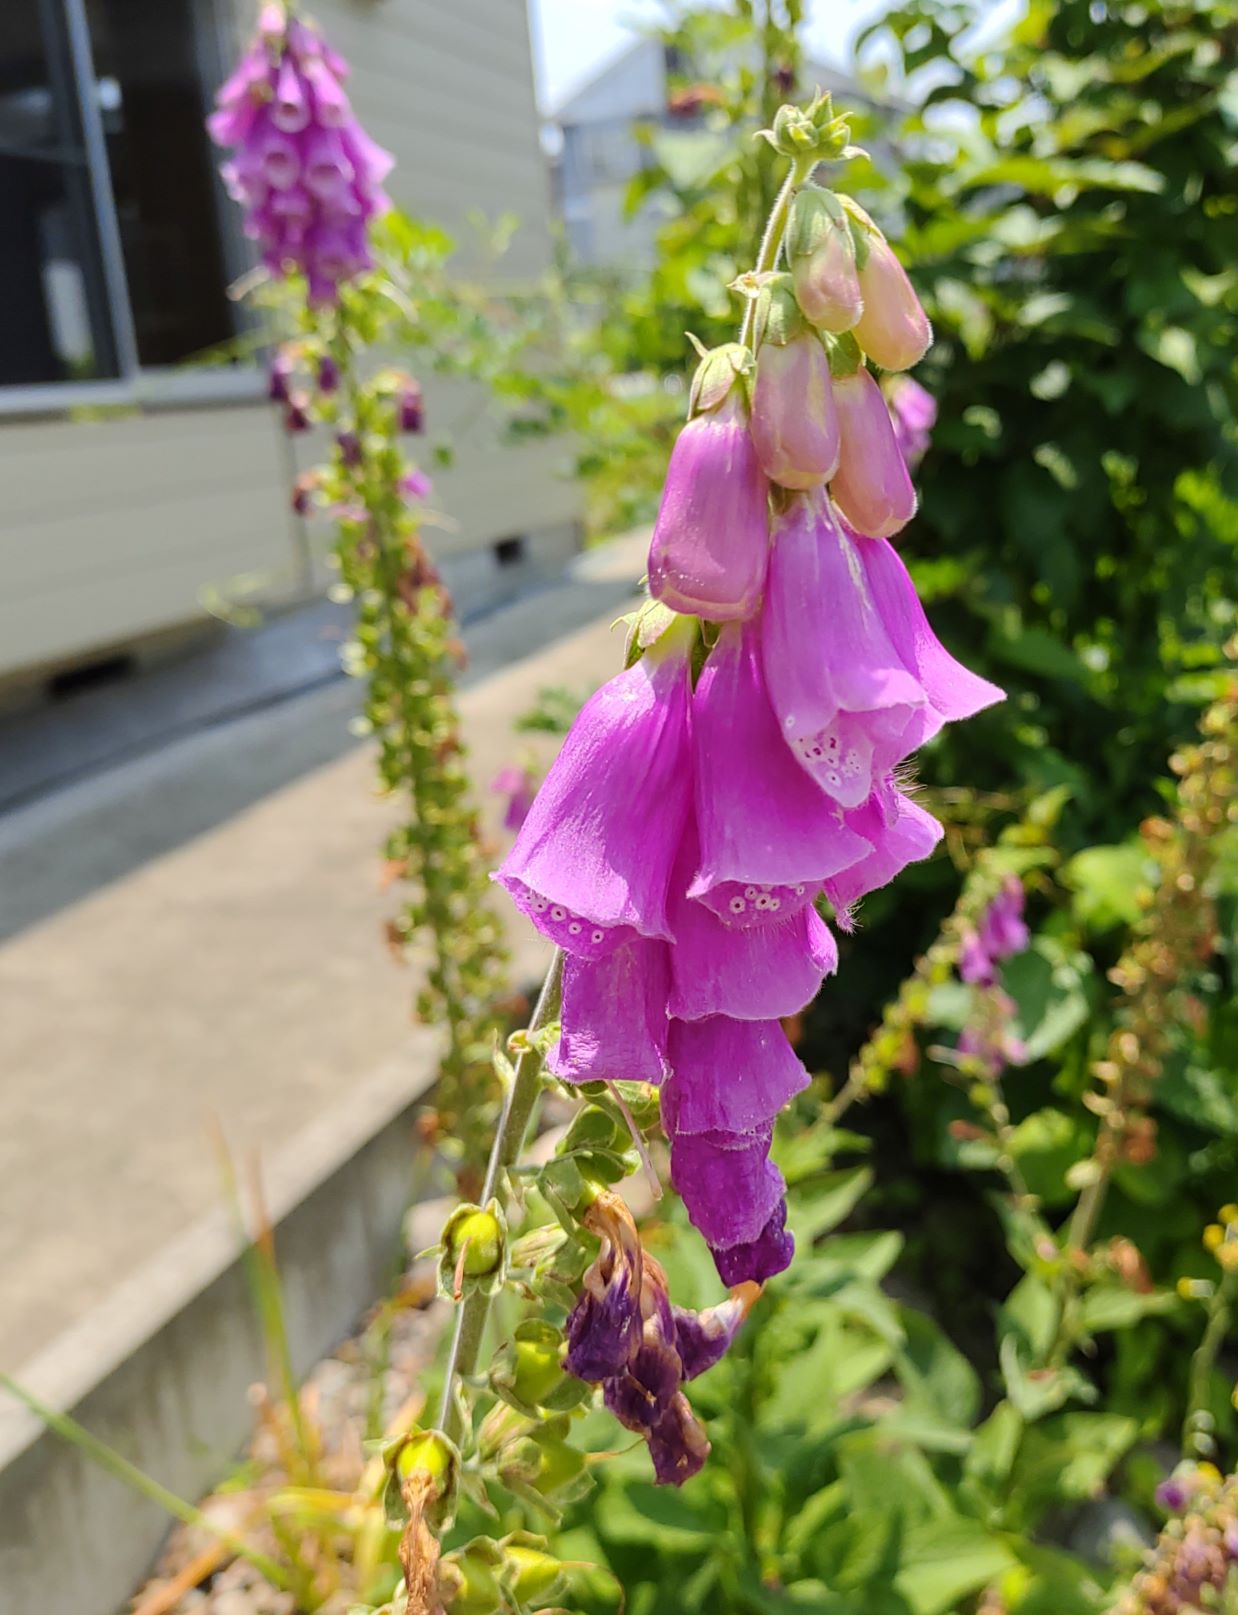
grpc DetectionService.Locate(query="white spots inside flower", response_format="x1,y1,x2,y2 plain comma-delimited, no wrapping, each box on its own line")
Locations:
729,895,747,916
793,728,863,796
794,885,805,896
744,886,758,901
591,929,605,944
551,906,567,922
770,897,781,911
529,894,548,912
568,921,582,935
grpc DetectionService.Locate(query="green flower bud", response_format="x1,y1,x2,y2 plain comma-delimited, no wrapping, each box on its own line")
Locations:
438,1198,507,1299
491,1321,592,1418
504,1537,566,1604
443,1538,506,1615
382,1427,459,1531
687,340,754,419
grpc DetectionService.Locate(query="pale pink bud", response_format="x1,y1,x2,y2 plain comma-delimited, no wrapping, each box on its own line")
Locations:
830,368,917,538
787,188,863,333
648,390,769,621
853,238,931,373
750,334,839,490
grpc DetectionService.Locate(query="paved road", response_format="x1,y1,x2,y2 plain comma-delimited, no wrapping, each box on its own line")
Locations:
0,535,644,1370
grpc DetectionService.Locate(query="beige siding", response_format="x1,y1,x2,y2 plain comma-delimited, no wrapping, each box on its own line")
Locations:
0,408,295,677
305,0,554,281
0,0,578,683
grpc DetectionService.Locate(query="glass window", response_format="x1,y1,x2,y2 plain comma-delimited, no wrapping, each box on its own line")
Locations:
0,0,119,384
84,0,236,368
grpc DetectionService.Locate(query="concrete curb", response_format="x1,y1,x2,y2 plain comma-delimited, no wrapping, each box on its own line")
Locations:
0,1033,450,1614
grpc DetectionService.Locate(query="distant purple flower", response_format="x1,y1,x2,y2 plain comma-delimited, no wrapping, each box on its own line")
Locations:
491,763,536,832
317,353,340,393
210,12,392,304
284,394,311,433
268,347,294,403
337,429,362,468
958,876,1029,988
397,382,425,433
887,375,936,471
400,469,433,502
957,989,1027,1077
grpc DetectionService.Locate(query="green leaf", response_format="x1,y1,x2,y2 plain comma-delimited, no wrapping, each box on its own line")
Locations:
1009,1411,1139,1516
895,1307,982,1429
1062,842,1155,929
786,1166,873,1243
1078,1285,1180,1333
894,1522,1017,1615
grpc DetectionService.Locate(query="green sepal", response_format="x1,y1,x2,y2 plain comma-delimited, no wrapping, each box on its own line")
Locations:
688,341,753,418
751,271,805,349
824,330,864,378
758,91,858,161
785,184,849,264
381,1426,461,1532
490,1321,592,1418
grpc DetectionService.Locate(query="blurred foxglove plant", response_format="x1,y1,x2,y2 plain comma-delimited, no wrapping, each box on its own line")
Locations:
210,1,509,1175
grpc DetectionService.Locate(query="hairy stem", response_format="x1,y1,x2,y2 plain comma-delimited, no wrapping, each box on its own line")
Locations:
739,151,818,347
436,949,563,1444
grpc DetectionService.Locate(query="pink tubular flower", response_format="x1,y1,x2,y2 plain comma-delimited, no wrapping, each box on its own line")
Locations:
548,939,671,1086
209,12,393,304
667,1119,794,1283
762,490,927,808
689,621,872,925
647,357,770,621
491,763,536,832
662,1017,809,1137
856,536,1005,746
750,331,839,490
824,777,944,915
667,822,837,1020
830,366,918,539
495,622,694,957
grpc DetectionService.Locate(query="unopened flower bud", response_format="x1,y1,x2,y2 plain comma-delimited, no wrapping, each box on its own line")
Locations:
829,366,917,538
751,332,839,490
505,1538,565,1603
648,350,769,621
846,201,931,372
491,1320,587,1416
398,381,425,433
284,394,311,433
291,471,318,516
443,1539,505,1615
268,348,294,404
337,429,362,468
787,186,863,333
317,354,339,393
438,1199,507,1298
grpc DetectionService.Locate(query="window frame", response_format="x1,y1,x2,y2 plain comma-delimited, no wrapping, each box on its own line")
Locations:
0,0,262,417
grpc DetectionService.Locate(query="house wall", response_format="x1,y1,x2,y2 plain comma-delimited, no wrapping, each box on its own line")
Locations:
0,0,578,687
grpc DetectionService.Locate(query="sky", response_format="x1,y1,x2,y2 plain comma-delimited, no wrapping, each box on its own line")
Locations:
528,0,901,113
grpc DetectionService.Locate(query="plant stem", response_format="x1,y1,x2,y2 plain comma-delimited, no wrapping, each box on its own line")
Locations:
435,949,563,1444
1183,1269,1237,1459
739,151,818,347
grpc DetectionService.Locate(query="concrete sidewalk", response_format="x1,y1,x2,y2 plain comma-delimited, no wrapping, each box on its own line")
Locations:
0,535,643,1374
